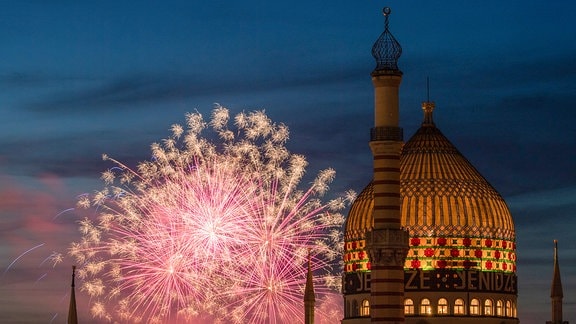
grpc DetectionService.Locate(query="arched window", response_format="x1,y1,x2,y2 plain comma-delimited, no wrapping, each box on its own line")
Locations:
505,300,511,317
470,298,480,315
361,299,370,316
496,300,503,316
404,299,414,315
420,298,432,315
454,298,465,315
484,299,493,315
437,298,448,314
512,302,517,317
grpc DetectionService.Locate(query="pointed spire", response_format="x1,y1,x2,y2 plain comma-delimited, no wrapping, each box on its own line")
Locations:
551,240,564,298
371,7,402,76
549,240,566,324
68,266,78,324
304,250,315,324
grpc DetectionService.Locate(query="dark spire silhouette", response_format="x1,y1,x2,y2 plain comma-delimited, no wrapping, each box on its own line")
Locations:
68,266,78,324
547,240,568,324
304,250,315,324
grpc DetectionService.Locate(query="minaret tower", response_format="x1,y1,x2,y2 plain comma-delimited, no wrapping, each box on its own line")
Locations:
304,251,315,324
365,7,409,323
547,240,568,324
68,265,78,324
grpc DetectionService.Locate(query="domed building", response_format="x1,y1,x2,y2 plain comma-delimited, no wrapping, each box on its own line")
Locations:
341,7,518,324
343,101,518,323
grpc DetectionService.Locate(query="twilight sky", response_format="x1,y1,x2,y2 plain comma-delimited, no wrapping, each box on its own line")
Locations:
1,1,575,323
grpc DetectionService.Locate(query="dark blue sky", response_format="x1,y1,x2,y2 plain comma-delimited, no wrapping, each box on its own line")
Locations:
1,1,575,323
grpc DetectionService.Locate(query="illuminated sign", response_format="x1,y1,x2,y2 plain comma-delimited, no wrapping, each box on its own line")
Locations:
343,269,517,294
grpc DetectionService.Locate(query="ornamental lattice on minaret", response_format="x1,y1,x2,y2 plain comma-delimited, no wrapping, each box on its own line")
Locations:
365,7,409,323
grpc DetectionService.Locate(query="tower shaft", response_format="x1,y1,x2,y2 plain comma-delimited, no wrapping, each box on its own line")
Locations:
366,72,409,324
365,9,409,322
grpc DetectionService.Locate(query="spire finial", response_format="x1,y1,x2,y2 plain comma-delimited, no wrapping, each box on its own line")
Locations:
422,77,435,126
305,249,314,295
427,76,430,102
71,265,76,288
551,240,563,297
371,7,402,75
383,7,392,27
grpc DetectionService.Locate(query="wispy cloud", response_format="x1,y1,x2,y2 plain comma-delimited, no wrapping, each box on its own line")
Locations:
508,186,576,212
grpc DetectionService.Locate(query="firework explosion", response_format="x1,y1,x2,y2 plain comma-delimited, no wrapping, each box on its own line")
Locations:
70,105,353,323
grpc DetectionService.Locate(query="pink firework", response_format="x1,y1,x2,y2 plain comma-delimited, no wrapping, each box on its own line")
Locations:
70,105,353,323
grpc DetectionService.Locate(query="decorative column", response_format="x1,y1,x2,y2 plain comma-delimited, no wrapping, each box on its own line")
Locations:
365,7,409,323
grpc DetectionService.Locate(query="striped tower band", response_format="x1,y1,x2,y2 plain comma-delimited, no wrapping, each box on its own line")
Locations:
365,228,408,323
367,50,408,324
371,146,402,230
366,7,408,324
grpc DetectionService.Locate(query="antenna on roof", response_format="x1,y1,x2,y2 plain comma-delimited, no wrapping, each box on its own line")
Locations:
422,77,435,125
426,76,430,102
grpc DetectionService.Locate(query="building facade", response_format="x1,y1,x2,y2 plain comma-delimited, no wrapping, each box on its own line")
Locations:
342,8,518,324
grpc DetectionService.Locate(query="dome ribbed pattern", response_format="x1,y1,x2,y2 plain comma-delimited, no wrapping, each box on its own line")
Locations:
345,184,373,241
401,124,514,240
345,115,515,242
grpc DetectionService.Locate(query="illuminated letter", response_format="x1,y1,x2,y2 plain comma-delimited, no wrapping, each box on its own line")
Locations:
362,272,371,291
479,271,491,291
420,271,431,289
366,272,371,291
467,270,478,290
405,270,418,290
355,272,363,292
495,273,504,291
504,274,515,293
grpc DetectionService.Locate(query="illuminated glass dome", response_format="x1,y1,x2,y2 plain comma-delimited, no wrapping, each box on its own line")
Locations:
344,102,516,276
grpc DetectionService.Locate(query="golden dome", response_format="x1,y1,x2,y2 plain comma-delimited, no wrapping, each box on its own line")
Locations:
344,103,516,273
401,110,514,240
347,104,514,239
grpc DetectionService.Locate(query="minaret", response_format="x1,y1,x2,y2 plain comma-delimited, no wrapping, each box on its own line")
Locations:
68,266,78,324
365,7,409,323
547,240,568,324
304,251,315,324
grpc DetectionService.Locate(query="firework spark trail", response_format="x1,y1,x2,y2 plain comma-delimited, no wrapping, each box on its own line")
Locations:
52,207,75,221
39,252,63,268
70,105,352,323
49,313,58,323
34,273,48,284
3,243,45,276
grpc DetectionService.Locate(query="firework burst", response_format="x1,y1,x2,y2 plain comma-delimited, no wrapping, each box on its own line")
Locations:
70,105,353,323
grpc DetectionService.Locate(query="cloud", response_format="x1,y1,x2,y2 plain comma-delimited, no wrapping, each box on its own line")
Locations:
508,186,576,212
21,61,366,114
